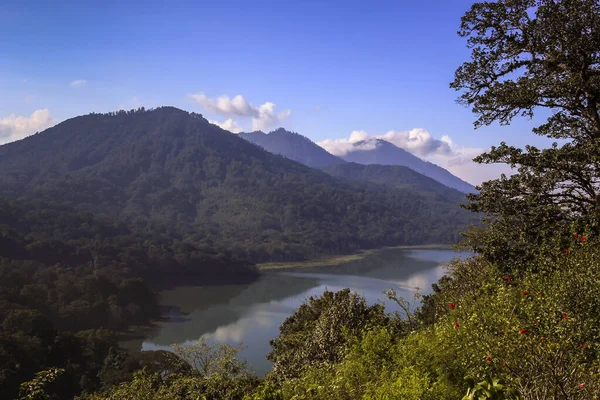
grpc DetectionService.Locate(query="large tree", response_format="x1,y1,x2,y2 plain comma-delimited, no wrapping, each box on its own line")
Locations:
452,0,600,270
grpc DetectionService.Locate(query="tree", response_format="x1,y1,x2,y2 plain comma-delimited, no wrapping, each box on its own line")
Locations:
451,0,600,270
266,289,394,381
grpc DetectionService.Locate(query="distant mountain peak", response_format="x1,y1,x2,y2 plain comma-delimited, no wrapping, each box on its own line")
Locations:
239,128,344,168
341,140,475,193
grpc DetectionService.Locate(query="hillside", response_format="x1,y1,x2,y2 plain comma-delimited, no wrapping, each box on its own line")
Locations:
341,139,476,193
320,162,467,202
238,128,344,167
0,107,473,262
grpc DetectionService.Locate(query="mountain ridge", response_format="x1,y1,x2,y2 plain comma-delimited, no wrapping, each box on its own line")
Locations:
0,107,474,262
236,126,475,193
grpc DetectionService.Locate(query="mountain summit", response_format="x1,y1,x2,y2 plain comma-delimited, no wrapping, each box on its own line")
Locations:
239,128,344,167
238,128,475,193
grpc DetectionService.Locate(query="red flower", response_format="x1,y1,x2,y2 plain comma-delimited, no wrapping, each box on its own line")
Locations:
565,249,569,254
582,236,587,243
522,290,529,296
574,233,579,238
562,313,569,319
454,321,460,329
499,331,505,335
540,337,545,341
448,303,456,310
486,356,491,363
538,291,543,295
519,329,528,334
505,275,511,282
579,383,585,389
580,343,586,348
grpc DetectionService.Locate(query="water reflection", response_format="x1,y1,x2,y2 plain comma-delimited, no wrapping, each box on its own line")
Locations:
138,248,466,375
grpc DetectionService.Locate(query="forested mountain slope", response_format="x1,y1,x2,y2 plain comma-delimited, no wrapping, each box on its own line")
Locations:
0,107,473,261
320,162,467,202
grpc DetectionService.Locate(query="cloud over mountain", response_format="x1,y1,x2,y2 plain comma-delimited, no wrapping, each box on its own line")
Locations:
318,128,452,157
318,128,513,185
209,118,243,133
0,109,55,145
190,93,291,131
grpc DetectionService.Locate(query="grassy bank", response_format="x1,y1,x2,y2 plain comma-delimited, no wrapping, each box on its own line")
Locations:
258,244,453,270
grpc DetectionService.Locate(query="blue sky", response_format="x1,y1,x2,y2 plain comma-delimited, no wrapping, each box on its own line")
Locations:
1,0,553,184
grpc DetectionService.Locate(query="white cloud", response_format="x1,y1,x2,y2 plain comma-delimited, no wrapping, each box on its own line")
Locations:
69,79,87,87
189,92,291,131
209,118,243,133
190,93,255,117
380,128,452,156
318,128,514,185
318,131,378,157
253,102,291,131
0,109,54,145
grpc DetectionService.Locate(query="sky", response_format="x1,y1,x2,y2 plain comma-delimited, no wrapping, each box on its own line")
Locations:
0,0,555,185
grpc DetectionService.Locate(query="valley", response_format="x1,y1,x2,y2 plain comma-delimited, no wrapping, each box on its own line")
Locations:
123,247,468,376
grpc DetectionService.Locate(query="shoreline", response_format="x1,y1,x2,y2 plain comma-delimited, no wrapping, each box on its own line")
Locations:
258,244,454,270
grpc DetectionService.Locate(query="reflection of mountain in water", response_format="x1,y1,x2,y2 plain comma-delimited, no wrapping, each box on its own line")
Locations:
135,248,469,376
145,273,319,346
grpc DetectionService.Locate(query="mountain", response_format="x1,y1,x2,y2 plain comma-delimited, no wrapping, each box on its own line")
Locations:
341,139,476,193
0,107,473,262
320,162,467,201
238,128,345,167
237,128,475,193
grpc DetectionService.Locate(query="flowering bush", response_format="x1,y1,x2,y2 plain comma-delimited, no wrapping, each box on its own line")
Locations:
249,236,600,399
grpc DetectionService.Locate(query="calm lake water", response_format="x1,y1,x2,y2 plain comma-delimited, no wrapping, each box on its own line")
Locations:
129,248,467,375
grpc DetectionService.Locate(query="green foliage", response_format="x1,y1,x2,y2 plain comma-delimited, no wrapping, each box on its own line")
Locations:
78,370,207,400
173,339,248,378
80,340,259,400
462,377,518,400
266,289,398,382
172,339,259,400
18,368,65,400
451,0,600,271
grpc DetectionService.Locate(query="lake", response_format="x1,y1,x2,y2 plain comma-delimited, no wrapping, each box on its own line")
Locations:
127,247,466,376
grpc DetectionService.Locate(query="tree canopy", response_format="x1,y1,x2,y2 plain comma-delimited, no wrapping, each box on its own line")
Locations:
451,0,600,269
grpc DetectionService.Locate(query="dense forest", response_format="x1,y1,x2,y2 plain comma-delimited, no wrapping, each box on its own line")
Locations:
0,107,473,263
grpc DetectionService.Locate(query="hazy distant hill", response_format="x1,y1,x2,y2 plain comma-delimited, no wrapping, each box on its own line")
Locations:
342,139,476,193
0,107,473,262
239,128,344,167
320,162,467,201
238,128,475,193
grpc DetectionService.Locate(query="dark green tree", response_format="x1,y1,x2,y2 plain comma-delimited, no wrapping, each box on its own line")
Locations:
451,0,600,270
